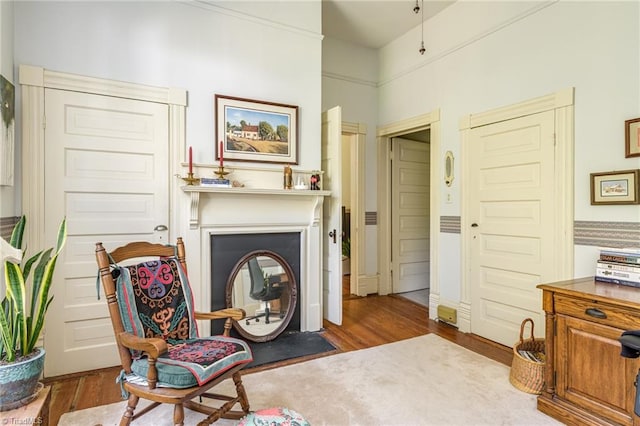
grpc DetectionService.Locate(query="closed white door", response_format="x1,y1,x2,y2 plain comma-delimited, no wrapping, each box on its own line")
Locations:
321,106,342,325
392,138,430,293
469,110,555,347
44,88,169,376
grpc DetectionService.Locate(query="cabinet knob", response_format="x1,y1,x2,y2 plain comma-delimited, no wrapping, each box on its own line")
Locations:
585,308,607,319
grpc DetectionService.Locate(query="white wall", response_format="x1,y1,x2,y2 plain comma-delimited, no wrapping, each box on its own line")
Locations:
322,36,378,275
375,1,640,302
0,0,15,217
322,1,640,302
13,0,322,176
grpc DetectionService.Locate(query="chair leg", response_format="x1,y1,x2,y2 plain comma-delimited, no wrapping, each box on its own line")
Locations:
233,372,251,414
120,395,139,426
264,305,271,324
173,403,185,426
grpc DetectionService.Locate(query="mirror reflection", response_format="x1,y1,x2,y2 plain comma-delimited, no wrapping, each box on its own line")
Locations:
226,251,296,342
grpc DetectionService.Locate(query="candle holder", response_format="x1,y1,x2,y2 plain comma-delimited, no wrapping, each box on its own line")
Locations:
181,172,200,186
214,166,230,179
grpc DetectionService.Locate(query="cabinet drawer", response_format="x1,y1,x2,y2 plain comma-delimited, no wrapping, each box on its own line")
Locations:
555,294,640,330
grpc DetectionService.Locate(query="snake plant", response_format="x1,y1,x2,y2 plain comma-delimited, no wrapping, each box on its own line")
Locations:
0,216,67,362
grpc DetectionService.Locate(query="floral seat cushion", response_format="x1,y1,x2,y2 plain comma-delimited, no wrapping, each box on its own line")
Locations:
131,336,252,388
239,407,310,426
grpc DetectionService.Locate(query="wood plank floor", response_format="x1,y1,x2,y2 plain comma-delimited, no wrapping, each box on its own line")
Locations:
42,284,512,425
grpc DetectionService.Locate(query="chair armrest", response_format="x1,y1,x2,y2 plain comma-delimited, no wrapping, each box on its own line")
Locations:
117,332,167,390
195,308,246,321
117,332,168,358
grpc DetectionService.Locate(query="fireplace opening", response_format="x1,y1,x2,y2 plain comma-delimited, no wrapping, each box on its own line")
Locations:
210,232,301,336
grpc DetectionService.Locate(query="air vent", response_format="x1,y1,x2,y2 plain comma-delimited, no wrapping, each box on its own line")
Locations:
437,305,457,325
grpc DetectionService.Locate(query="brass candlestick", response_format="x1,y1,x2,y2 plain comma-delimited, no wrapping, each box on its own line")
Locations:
215,166,230,179
181,172,200,186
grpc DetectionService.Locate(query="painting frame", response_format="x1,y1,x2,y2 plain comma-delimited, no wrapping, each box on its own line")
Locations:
215,94,298,165
0,75,15,186
590,169,640,205
625,117,640,158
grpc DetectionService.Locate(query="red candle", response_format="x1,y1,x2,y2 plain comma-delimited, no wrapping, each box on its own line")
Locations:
188,146,193,174
219,141,224,167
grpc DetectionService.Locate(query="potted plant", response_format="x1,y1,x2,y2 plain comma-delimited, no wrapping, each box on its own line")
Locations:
342,237,350,275
0,216,66,411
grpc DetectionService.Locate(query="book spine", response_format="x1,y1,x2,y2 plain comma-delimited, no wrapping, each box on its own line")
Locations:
594,276,640,288
596,267,640,282
599,253,640,265
597,260,640,274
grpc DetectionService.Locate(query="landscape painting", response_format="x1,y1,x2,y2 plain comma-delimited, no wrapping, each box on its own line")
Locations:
215,95,298,164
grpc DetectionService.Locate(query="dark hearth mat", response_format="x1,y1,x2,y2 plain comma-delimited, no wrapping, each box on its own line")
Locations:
243,331,337,369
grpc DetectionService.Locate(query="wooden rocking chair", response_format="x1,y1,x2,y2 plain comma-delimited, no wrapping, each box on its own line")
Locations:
95,238,253,426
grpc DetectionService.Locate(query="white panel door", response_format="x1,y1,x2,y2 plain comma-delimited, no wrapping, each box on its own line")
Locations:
392,138,430,293
469,111,555,347
44,88,169,376
321,106,342,325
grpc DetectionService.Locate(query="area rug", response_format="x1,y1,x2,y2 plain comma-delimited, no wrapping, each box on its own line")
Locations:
59,334,561,425
243,331,337,369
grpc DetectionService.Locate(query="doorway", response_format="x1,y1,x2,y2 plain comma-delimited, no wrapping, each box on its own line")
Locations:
19,65,185,376
459,88,575,343
391,133,430,306
377,109,441,316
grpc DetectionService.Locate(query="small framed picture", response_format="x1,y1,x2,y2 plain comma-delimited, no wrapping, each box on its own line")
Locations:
215,94,298,165
590,169,640,205
625,117,640,158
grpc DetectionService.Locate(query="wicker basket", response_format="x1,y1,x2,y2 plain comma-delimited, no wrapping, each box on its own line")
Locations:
509,318,545,394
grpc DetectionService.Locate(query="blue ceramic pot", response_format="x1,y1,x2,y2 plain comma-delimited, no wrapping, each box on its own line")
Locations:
0,348,45,411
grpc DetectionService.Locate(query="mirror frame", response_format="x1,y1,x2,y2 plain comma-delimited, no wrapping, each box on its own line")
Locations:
225,250,297,342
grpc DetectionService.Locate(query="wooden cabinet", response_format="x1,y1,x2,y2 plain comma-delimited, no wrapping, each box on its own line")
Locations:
538,277,640,425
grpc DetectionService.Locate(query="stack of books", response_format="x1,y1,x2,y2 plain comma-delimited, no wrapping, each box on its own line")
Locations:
200,177,231,188
595,247,640,288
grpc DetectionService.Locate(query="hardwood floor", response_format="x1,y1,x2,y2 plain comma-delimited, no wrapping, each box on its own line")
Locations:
43,281,512,425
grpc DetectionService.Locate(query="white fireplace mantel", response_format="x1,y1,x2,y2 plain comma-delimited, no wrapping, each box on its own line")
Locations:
181,185,331,334
182,186,331,229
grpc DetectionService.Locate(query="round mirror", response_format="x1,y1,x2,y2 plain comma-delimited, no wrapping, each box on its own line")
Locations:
226,250,297,342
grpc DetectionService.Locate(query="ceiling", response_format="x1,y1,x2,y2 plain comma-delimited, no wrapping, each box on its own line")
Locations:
322,0,455,49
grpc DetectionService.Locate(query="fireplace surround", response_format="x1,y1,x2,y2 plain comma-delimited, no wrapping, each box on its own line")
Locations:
210,232,301,336
179,186,329,336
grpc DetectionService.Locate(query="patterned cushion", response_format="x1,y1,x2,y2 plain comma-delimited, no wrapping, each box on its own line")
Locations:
239,407,310,426
116,257,198,357
115,255,253,388
131,336,253,388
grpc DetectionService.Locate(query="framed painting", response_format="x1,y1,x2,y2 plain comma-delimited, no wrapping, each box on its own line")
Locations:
0,75,15,186
626,117,640,158
590,169,640,205
215,95,298,165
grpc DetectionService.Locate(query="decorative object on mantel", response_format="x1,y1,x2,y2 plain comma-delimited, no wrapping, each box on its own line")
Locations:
201,177,231,188
179,146,200,185
590,169,640,205
215,94,298,165
625,117,640,158
283,164,293,189
310,170,322,190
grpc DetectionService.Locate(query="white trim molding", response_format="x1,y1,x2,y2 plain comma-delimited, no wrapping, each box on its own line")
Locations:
376,110,441,313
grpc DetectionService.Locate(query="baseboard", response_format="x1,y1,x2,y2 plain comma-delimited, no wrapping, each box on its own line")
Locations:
357,274,378,296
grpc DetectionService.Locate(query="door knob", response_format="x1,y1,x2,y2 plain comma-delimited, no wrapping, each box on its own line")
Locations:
329,229,336,243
